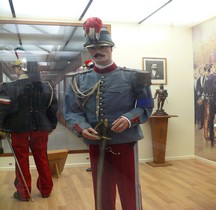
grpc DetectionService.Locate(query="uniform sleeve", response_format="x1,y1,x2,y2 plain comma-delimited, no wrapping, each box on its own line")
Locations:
63,80,91,136
122,70,154,127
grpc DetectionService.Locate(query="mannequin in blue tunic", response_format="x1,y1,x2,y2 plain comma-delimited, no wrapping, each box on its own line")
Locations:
63,17,153,210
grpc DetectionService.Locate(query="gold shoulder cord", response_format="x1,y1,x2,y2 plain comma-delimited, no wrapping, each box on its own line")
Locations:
47,82,53,108
71,75,101,119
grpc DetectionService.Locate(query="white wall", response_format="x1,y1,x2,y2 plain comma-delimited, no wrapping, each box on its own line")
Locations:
111,22,195,161
0,23,195,169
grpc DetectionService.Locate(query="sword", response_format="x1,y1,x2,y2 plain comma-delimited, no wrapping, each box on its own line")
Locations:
96,119,109,210
6,133,33,202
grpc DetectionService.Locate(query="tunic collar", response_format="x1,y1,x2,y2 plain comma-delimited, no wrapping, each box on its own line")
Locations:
94,63,117,74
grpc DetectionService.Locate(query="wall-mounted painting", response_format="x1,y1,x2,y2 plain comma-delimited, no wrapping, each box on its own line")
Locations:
142,57,167,85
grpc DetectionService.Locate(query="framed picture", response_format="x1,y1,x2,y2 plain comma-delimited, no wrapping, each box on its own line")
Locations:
142,57,167,85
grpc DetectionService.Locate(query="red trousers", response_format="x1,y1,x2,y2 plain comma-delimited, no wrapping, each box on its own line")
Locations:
89,142,143,210
11,131,53,199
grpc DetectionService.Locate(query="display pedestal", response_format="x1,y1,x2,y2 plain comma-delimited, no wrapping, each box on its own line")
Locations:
147,114,177,167
48,149,68,178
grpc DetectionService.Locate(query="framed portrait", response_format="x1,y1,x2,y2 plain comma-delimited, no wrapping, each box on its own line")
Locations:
142,57,167,85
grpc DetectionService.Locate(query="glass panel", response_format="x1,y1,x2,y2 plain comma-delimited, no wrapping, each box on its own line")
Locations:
0,20,110,155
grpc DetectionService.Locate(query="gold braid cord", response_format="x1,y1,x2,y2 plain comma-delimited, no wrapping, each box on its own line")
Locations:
71,75,101,119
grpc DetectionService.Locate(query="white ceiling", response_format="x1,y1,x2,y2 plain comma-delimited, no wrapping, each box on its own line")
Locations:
0,0,215,26
0,0,215,85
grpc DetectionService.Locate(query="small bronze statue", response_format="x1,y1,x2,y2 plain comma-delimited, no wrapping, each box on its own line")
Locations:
153,84,168,115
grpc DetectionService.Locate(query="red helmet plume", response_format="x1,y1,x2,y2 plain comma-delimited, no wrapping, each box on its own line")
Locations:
83,17,103,41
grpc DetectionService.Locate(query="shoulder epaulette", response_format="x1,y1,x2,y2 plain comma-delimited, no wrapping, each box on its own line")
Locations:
120,67,134,72
120,67,149,73
120,67,151,86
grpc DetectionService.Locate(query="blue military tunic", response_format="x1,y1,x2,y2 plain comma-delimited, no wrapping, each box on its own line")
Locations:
63,63,153,145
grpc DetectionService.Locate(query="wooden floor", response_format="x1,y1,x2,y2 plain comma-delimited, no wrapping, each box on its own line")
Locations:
1,159,216,210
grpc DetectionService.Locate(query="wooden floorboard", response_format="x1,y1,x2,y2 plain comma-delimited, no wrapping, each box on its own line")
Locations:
1,159,216,210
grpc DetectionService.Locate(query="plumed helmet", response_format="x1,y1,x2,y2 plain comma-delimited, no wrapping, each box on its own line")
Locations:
12,59,28,72
12,47,28,71
12,59,22,66
12,47,41,81
83,17,115,48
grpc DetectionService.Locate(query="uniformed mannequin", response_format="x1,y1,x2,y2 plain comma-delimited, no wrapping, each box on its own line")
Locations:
63,17,153,210
0,55,58,201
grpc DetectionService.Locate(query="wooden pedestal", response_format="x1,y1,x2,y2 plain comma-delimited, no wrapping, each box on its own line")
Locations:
147,114,177,167
48,149,68,178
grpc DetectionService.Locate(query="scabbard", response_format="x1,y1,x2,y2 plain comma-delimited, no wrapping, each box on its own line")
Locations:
96,119,109,210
